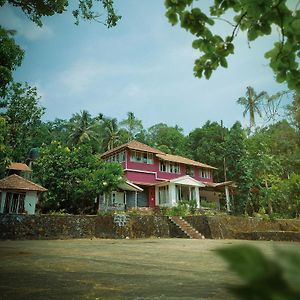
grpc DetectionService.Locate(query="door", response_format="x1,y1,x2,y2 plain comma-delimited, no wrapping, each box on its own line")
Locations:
148,186,156,208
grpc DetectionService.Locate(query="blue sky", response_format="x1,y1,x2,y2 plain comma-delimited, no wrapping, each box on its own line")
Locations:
0,1,290,133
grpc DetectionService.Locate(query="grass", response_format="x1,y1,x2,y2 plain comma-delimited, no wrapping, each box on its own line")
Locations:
0,238,299,299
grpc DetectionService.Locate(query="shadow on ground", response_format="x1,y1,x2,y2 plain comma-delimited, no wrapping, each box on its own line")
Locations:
0,238,298,299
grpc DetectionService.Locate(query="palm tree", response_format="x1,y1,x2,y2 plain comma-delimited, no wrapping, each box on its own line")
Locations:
237,87,268,129
119,112,143,141
104,118,120,150
68,110,99,146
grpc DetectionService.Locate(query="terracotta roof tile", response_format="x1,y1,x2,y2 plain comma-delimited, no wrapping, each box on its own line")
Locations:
8,163,32,172
101,140,165,157
101,140,217,169
0,174,47,192
156,153,217,170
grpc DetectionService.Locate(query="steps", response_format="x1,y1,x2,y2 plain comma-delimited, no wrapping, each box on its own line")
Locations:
169,216,205,239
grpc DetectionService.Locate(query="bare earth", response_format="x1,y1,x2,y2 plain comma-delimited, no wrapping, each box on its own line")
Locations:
0,238,299,300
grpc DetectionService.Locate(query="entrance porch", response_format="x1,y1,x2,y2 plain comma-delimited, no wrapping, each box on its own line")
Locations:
156,175,206,208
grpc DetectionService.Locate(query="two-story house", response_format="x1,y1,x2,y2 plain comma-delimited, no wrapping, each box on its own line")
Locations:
100,140,233,211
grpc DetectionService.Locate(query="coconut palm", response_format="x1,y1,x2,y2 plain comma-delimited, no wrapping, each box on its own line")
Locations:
119,111,143,141
103,117,120,150
68,110,99,146
237,87,268,129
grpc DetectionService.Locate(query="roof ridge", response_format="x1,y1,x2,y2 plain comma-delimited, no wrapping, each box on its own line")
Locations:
101,140,165,157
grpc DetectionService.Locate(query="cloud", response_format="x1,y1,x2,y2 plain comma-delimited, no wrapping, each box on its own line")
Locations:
56,59,160,96
0,5,54,40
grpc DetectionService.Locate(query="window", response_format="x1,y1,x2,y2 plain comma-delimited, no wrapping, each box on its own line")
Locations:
186,165,195,176
200,168,211,179
118,151,125,162
4,192,26,214
159,186,169,204
130,151,153,164
160,160,180,173
106,151,125,163
169,162,179,173
160,160,167,172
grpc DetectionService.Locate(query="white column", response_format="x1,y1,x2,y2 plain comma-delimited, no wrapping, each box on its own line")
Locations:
155,187,159,206
135,191,138,208
169,184,176,207
195,187,200,208
0,191,6,213
225,186,231,212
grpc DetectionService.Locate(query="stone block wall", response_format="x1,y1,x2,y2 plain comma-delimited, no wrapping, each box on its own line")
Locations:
0,214,299,241
185,215,300,240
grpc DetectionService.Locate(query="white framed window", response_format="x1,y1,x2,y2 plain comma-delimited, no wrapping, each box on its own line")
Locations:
160,160,167,172
118,151,125,162
169,162,180,174
106,151,125,163
160,160,180,173
159,186,169,204
200,168,211,179
130,151,153,164
186,165,195,176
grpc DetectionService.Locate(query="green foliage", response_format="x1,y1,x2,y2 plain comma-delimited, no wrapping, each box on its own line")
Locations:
269,173,300,218
200,199,218,210
0,27,24,96
225,122,250,214
0,116,11,177
103,117,121,150
1,0,121,28
237,87,268,129
68,110,101,150
217,245,300,299
147,123,188,156
33,141,124,214
287,93,300,129
188,121,227,181
0,82,45,162
165,0,300,92
162,200,197,216
119,112,143,142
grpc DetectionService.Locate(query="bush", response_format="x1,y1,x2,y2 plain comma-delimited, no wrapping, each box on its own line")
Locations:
161,200,198,217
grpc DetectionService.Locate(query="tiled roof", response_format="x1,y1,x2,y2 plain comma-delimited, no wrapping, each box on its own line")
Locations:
8,163,32,172
101,140,165,157
156,153,217,170
101,140,217,169
205,181,236,188
0,174,47,192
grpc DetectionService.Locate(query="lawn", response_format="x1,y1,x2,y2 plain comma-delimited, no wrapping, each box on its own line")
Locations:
0,238,299,299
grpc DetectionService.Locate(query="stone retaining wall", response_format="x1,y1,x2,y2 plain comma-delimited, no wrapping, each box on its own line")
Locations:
186,215,300,240
0,214,299,241
0,214,175,240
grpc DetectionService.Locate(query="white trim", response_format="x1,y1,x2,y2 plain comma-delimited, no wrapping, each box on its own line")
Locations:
125,168,168,182
170,175,206,187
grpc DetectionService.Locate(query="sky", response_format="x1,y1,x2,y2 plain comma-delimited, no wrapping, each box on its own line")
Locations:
0,0,291,133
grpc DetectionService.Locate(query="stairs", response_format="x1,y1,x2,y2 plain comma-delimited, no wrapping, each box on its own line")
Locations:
169,216,205,239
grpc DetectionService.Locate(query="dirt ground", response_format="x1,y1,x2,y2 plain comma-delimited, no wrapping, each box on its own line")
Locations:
0,238,299,300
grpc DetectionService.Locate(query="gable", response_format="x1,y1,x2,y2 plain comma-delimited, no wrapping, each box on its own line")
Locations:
169,175,206,187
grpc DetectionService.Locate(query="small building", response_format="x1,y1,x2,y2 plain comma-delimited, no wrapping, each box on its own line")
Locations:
0,174,47,214
6,162,32,179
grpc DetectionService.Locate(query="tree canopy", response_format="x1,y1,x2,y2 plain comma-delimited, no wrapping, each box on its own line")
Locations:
0,82,45,162
0,0,121,28
0,27,24,96
33,142,124,214
165,0,300,92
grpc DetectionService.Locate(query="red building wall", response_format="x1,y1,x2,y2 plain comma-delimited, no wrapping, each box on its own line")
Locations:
123,149,213,185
